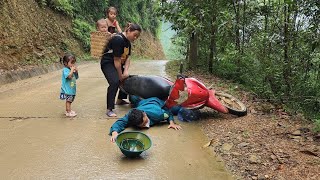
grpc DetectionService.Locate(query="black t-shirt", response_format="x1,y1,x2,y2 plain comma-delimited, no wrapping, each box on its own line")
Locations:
101,33,131,64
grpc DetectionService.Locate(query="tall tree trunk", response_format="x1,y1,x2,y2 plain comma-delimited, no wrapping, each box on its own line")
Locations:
317,64,320,81
283,4,291,96
232,0,241,72
241,0,246,55
232,0,240,51
185,41,190,65
209,0,217,73
263,0,270,58
264,0,268,32
189,32,198,69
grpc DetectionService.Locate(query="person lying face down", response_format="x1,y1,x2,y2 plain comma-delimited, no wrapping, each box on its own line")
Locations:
109,96,182,142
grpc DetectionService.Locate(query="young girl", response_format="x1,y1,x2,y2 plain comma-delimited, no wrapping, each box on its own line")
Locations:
100,23,142,117
60,53,79,117
105,6,122,34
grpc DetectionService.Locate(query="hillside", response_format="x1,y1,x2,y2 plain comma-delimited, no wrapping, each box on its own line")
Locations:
0,0,165,73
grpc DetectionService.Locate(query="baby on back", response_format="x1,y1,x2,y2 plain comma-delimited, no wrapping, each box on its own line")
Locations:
90,19,111,58
96,19,108,32
96,6,122,34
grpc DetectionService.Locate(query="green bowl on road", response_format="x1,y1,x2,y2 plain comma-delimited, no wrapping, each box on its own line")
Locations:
116,131,152,158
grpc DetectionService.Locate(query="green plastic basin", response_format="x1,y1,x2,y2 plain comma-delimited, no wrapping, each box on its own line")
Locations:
116,131,152,158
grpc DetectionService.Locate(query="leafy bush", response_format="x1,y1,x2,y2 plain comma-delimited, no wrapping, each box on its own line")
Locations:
108,0,160,36
33,0,163,64
72,19,94,51
35,0,161,41
37,0,73,16
313,119,320,133
51,0,73,16
35,0,47,7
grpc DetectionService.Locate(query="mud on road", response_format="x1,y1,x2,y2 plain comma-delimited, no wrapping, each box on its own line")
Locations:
0,60,234,180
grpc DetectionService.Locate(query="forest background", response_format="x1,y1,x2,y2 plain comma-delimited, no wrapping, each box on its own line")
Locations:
0,0,319,130
159,0,320,131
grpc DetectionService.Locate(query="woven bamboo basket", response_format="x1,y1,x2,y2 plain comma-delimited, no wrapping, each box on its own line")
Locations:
90,31,112,59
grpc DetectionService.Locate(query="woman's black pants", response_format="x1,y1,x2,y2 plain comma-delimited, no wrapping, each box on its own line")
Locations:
100,62,127,110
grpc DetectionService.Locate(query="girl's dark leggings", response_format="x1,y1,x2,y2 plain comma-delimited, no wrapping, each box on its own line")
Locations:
100,62,127,110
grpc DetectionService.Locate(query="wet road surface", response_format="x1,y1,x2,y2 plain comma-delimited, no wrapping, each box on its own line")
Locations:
0,60,234,179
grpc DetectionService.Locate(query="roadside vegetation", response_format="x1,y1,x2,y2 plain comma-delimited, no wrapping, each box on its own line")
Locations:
1,0,319,179
165,59,320,180
0,0,164,71
158,0,320,131
2,0,319,130
35,0,160,51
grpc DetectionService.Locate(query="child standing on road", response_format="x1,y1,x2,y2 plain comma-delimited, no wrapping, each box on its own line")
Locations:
59,53,79,117
105,6,122,34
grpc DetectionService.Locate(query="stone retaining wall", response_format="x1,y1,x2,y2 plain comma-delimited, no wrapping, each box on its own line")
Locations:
0,63,63,86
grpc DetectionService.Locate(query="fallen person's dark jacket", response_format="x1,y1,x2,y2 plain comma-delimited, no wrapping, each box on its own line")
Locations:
109,97,174,134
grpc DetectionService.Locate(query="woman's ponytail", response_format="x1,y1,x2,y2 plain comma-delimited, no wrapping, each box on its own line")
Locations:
124,22,132,32
125,22,141,32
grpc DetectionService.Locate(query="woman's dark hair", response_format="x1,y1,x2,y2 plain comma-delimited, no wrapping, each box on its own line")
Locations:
128,109,144,127
59,53,76,66
125,23,142,32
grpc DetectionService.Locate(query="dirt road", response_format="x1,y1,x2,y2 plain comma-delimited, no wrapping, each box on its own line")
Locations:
0,60,233,179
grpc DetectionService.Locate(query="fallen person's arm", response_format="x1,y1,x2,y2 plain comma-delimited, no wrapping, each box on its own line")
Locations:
110,131,118,143
109,114,129,142
165,108,182,130
168,120,182,130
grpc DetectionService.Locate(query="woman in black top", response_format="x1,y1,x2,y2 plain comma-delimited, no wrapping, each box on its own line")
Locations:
100,23,141,117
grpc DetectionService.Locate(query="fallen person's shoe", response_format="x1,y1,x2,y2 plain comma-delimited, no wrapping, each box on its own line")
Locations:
177,108,200,122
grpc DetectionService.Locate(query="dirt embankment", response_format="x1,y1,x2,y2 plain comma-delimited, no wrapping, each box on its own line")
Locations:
0,0,83,72
132,31,165,60
0,0,165,73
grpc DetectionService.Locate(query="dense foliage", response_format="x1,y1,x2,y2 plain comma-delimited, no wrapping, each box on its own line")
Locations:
108,0,160,36
33,0,320,127
36,0,161,50
158,0,320,123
